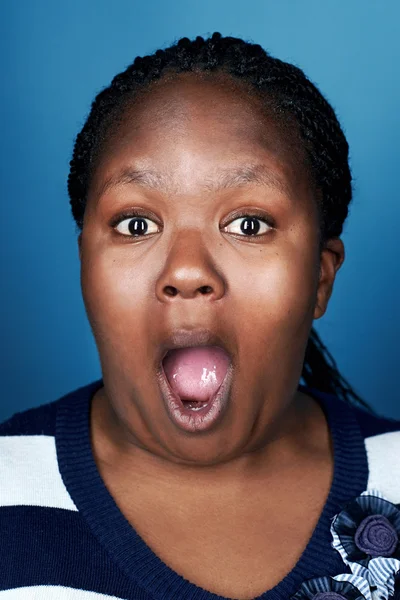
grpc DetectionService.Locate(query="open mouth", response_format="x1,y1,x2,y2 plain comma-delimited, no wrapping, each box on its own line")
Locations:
157,345,233,432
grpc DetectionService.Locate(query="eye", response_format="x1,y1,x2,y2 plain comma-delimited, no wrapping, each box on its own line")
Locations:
110,210,274,238
223,213,274,237
112,212,160,237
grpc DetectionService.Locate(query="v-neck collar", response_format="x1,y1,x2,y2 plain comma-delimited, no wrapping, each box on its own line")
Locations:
56,379,368,600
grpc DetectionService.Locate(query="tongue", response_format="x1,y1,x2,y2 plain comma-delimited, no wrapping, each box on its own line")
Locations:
162,346,231,402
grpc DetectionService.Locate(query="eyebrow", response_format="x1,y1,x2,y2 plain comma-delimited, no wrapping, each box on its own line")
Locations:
97,163,289,198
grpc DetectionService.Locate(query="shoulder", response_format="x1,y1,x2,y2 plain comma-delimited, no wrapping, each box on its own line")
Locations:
306,384,400,504
0,398,60,437
352,404,400,439
351,404,400,504
0,380,102,511
0,379,102,437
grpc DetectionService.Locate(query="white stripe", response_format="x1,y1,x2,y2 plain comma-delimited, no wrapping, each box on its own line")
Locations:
0,587,125,599
0,436,77,510
365,431,400,504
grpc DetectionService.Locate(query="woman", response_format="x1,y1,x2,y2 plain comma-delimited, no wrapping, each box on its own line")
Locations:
1,32,399,600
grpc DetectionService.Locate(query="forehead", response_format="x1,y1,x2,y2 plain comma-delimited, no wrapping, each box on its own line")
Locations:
90,73,311,200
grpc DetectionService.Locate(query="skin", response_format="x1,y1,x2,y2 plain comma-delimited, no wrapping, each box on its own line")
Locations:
78,74,345,598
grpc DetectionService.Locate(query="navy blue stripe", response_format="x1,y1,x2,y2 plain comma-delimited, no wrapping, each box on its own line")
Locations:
0,381,105,437
353,407,400,439
0,400,59,436
0,505,151,599
299,384,400,439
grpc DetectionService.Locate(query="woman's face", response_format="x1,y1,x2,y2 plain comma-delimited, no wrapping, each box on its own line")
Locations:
79,75,344,465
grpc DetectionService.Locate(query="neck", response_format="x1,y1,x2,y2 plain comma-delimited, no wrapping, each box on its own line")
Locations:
90,386,330,495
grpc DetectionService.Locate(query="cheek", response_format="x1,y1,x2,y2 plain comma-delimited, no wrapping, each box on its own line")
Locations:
230,244,318,333
81,249,150,342
221,241,319,392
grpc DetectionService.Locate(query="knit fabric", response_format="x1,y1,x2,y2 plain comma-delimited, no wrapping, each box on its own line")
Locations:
0,379,399,600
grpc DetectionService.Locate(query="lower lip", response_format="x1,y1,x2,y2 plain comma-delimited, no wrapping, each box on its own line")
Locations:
156,362,234,433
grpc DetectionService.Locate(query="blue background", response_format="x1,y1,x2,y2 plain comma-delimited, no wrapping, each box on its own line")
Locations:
1,1,399,420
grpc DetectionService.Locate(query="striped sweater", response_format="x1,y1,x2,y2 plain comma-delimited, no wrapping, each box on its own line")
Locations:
0,378,399,599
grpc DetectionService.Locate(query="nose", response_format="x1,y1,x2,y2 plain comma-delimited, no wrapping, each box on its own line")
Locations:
155,231,226,303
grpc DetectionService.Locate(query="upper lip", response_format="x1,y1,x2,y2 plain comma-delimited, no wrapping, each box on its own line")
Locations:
158,328,234,364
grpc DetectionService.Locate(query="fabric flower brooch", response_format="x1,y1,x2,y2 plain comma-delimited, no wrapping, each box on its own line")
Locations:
292,491,400,600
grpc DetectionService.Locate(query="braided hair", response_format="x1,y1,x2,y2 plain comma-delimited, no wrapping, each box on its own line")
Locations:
68,32,368,409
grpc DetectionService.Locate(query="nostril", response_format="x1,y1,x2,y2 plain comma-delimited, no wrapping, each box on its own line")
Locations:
163,285,212,297
164,286,178,297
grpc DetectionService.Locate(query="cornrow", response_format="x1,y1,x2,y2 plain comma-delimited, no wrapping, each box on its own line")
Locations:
68,32,369,410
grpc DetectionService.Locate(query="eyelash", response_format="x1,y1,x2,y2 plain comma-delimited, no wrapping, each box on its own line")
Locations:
110,209,276,239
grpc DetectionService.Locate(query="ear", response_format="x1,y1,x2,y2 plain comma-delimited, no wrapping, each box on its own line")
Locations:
313,238,345,320
78,233,82,262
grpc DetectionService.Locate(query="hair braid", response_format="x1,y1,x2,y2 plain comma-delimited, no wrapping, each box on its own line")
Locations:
67,32,367,408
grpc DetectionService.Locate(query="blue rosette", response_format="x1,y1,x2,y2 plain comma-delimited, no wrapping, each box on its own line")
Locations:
331,491,400,568
291,574,373,600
